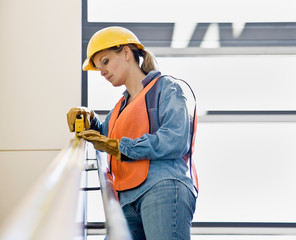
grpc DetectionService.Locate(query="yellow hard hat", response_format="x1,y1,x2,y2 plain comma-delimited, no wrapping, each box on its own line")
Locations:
82,26,144,71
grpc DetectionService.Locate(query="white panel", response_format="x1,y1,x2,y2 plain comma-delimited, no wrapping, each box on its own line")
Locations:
193,123,296,222
88,71,125,111
86,143,105,222
0,0,81,150
158,56,296,111
191,236,296,240
88,0,296,23
87,236,105,240
87,191,105,222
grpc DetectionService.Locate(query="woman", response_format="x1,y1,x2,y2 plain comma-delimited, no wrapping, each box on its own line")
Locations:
67,26,198,240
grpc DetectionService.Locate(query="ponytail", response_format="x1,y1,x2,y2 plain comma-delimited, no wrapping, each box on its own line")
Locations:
140,49,158,75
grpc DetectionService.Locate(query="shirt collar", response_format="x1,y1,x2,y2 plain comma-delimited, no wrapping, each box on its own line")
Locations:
122,70,161,99
141,70,161,87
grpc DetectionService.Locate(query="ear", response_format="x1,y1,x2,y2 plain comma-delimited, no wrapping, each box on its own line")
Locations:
122,46,132,60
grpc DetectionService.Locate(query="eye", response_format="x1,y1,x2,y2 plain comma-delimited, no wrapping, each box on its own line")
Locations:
103,58,109,65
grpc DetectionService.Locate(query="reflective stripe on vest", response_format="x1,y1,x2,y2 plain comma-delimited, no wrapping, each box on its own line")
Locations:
108,77,159,191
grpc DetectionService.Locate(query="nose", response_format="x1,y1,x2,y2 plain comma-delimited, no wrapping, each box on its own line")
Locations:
101,68,107,77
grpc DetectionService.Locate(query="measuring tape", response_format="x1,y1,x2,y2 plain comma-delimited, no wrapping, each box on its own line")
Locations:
75,115,84,135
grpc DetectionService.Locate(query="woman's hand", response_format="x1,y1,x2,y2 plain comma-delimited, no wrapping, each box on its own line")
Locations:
77,130,121,161
67,107,95,132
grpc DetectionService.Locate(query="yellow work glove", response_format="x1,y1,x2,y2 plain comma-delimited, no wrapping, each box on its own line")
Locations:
77,130,121,161
67,107,95,132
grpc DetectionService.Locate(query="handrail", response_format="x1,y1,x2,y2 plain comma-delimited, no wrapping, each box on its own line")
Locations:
0,137,86,240
96,151,132,240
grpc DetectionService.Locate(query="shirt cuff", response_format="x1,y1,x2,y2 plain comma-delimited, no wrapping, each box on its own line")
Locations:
119,137,138,161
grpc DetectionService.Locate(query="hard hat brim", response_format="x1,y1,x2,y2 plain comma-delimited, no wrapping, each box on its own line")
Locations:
82,58,98,71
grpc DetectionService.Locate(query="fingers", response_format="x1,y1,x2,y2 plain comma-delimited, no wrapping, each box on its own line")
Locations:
77,130,105,142
77,129,96,136
84,114,90,130
66,107,94,132
76,130,92,140
67,107,82,132
83,108,95,130
77,130,120,159
78,130,116,144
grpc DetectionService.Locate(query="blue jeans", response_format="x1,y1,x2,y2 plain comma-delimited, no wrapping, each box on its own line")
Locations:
121,179,196,240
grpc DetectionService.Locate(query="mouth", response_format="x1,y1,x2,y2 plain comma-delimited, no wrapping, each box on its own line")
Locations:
106,75,112,81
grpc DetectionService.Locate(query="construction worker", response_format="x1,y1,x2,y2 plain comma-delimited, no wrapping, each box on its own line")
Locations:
67,26,197,240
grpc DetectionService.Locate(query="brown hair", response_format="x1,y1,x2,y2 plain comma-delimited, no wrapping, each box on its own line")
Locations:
108,44,158,75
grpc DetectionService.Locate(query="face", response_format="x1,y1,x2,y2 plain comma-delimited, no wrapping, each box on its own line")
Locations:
92,48,129,87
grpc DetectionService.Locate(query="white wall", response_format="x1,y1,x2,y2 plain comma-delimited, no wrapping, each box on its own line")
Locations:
0,0,81,223
194,122,296,223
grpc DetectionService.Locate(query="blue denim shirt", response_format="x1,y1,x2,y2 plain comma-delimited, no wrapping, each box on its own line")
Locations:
90,71,197,207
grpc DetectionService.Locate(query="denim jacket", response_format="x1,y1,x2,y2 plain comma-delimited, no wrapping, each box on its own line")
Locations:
90,71,197,207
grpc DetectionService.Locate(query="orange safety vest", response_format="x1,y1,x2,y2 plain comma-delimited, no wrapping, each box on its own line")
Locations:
107,77,159,191
108,75,199,193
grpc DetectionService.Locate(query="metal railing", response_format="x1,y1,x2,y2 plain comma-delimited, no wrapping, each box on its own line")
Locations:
93,151,132,240
0,134,133,240
0,137,86,240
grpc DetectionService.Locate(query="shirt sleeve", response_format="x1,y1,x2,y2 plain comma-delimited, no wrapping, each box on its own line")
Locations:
90,110,113,137
119,79,191,161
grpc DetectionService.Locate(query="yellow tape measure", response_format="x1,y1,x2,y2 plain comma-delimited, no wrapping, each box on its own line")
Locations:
75,115,84,134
